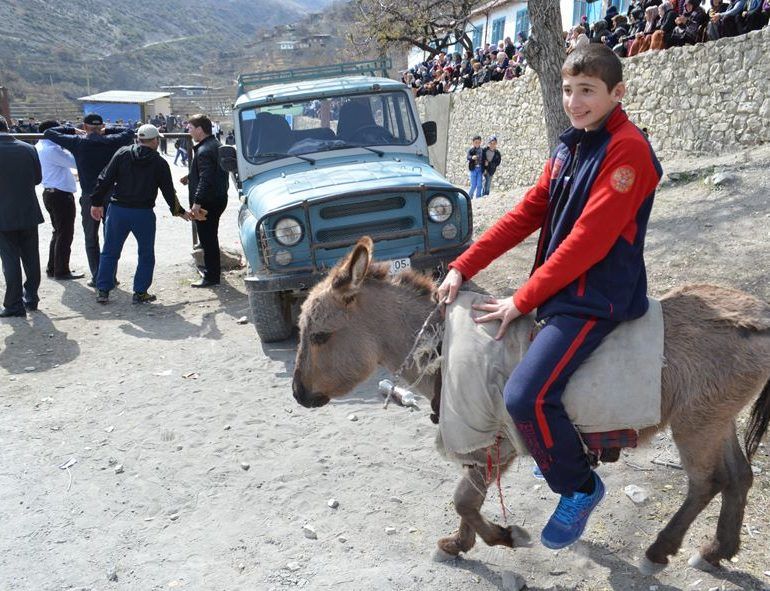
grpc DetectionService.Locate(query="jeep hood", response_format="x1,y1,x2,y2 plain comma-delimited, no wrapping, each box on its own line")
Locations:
245,157,456,220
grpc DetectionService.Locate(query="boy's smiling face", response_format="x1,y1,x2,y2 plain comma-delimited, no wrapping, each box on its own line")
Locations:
562,74,625,131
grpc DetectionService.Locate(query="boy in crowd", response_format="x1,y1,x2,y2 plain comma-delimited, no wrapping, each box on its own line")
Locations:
482,136,502,196
438,44,662,549
466,135,484,198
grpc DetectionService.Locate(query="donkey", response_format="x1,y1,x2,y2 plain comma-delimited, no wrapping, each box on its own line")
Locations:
292,237,770,575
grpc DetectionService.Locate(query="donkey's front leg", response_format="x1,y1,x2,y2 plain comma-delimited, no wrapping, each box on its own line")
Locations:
438,464,530,556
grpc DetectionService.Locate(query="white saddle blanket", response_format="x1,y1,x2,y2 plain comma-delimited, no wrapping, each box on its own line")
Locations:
439,292,664,457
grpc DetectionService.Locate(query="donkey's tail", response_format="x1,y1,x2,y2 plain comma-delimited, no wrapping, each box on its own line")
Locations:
745,377,770,460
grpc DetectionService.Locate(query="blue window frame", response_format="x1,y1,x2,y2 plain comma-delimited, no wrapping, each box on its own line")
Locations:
573,0,603,25
610,0,632,14
471,25,483,50
491,17,506,44
515,9,530,39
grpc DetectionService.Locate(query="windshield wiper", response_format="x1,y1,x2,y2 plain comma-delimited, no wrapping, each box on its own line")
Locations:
333,143,386,157
358,146,385,157
256,152,316,165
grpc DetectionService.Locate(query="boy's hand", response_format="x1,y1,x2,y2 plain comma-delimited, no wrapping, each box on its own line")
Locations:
472,297,522,340
437,268,463,305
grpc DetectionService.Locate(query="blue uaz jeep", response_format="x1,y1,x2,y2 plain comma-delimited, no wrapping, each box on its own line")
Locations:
219,61,472,341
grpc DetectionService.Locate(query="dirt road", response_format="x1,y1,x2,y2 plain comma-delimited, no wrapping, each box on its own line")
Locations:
1,149,768,590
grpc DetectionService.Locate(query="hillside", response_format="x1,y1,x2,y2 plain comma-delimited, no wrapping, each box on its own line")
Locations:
0,0,342,119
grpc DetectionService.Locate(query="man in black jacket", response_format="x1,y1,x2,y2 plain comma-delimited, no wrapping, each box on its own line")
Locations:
0,116,44,317
89,124,190,304
44,113,135,286
183,113,229,288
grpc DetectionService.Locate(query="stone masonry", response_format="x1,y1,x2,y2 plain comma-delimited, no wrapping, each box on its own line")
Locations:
416,26,770,191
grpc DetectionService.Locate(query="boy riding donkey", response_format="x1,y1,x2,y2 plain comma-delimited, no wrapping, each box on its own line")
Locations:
438,44,663,550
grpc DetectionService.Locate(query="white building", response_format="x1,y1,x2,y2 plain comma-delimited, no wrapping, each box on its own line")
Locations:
407,0,631,67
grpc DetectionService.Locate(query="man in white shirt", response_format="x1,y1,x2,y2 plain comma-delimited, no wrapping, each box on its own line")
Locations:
36,120,84,280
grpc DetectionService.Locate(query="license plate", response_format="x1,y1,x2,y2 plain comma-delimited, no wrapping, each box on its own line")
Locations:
388,257,412,275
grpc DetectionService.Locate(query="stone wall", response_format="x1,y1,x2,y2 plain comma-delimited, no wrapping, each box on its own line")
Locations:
416,26,770,191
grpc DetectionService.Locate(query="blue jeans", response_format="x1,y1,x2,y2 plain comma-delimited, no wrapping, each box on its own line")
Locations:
469,167,483,198
96,205,156,293
174,148,187,165
504,315,618,496
483,173,493,196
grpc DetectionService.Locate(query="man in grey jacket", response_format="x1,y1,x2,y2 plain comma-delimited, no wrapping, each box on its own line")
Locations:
0,116,44,317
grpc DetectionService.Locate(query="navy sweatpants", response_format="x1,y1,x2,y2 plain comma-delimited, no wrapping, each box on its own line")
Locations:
504,314,618,496
96,205,156,293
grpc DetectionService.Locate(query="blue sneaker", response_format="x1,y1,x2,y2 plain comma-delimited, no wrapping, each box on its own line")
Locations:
541,472,605,550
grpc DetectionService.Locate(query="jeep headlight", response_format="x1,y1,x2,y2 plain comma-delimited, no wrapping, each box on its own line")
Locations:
274,217,303,246
427,195,453,223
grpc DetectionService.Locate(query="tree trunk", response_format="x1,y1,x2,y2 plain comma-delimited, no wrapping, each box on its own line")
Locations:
523,0,571,153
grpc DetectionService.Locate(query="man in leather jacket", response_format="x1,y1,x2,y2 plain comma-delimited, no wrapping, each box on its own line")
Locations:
182,114,229,287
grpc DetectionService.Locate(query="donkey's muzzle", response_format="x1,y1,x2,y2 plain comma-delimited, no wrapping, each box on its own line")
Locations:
293,371,330,408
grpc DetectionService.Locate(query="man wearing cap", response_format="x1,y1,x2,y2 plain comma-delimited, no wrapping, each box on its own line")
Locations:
482,136,502,196
88,124,191,305
44,113,135,286
36,120,83,281
0,115,43,317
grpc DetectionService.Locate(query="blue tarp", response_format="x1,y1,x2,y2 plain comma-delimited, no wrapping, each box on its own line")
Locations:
81,102,141,124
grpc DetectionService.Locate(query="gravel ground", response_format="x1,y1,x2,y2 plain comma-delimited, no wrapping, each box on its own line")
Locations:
0,148,768,591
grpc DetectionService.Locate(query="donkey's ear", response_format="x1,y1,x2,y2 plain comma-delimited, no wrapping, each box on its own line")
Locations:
331,236,373,295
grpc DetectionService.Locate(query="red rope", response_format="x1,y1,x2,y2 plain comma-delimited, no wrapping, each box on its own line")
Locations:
496,437,507,524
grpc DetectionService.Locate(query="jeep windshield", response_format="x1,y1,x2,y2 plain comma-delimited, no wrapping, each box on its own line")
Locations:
240,91,419,164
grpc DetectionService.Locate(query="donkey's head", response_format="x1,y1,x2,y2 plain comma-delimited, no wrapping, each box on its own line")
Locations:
292,237,436,408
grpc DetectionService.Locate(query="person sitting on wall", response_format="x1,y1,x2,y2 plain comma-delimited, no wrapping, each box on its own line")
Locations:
470,61,486,88
459,54,475,89
650,1,677,49
629,4,661,54
590,19,610,43
504,36,516,59
742,0,770,30
707,0,747,39
566,26,590,54
671,0,709,44
490,51,510,82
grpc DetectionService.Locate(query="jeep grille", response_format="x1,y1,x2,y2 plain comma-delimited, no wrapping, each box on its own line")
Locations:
319,197,406,219
316,217,413,242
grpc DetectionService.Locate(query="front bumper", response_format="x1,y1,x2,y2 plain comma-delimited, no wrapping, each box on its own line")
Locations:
243,242,469,293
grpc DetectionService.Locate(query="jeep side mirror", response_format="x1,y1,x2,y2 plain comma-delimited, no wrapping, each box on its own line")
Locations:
422,121,438,147
218,145,238,173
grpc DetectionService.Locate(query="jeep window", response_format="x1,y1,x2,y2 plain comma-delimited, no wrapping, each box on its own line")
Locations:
240,91,418,164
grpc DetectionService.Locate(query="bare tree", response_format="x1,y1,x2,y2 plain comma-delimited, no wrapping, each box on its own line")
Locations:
350,0,490,59
522,0,571,152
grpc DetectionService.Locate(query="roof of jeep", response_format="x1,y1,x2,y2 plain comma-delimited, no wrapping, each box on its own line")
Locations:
234,76,406,109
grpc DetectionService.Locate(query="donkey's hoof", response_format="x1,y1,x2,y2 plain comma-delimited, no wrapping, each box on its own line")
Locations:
688,551,721,573
638,556,667,576
507,525,533,548
437,533,474,556
433,547,458,563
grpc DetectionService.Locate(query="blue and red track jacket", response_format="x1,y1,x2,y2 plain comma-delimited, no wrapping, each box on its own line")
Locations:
450,105,663,322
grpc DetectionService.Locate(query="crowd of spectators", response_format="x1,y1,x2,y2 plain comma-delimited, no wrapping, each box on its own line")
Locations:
401,32,529,96
405,0,768,97
567,0,769,58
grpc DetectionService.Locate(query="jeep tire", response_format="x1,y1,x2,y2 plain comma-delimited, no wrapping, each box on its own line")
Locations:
249,290,293,342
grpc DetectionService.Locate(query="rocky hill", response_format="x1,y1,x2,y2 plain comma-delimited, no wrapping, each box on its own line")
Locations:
0,0,344,119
